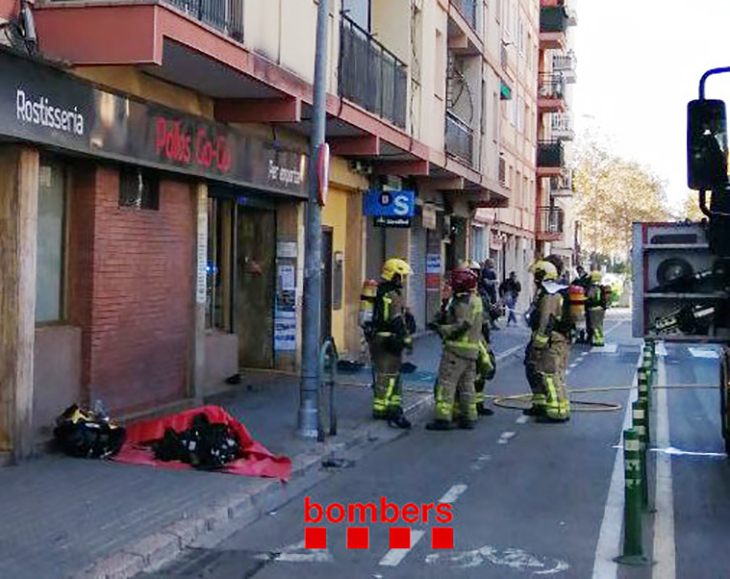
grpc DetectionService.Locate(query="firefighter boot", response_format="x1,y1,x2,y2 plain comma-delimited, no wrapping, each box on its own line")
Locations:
387,407,412,430
458,418,477,429
477,403,494,416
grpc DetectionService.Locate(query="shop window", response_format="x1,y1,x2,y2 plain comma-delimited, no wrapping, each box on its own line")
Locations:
36,160,67,323
206,197,234,331
119,165,159,210
471,225,485,264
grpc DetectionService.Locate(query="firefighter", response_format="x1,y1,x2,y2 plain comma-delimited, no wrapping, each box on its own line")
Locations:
426,267,483,430
460,260,495,416
523,259,571,423
586,271,607,346
370,258,414,429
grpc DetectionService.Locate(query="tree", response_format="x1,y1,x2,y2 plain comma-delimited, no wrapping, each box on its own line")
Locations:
572,134,671,261
678,190,707,222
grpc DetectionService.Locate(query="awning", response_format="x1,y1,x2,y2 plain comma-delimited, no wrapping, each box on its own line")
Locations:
500,80,512,100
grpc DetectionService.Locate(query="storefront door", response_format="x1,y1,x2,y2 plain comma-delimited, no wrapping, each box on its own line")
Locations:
236,208,275,368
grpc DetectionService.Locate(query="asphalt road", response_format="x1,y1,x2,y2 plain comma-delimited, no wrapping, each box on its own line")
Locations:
144,311,730,579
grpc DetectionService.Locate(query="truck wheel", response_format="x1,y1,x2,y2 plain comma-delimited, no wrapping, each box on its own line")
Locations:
721,348,730,456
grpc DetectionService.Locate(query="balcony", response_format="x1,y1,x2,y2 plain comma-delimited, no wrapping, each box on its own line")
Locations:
549,171,573,198
451,0,478,30
536,205,565,241
339,12,408,129
445,110,474,167
499,156,507,187
538,73,566,112
164,0,243,40
540,6,569,49
552,50,577,83
550,113,574,140
537,140,564,175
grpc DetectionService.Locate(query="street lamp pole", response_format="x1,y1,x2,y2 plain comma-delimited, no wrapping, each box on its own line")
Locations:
298,0,330,439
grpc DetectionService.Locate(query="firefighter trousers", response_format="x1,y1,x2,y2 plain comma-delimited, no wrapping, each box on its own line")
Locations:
434,349,478,423
587,307,605,346
537,334,570,420
370,339,403,418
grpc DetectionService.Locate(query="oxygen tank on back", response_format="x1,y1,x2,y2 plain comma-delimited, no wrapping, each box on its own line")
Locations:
359,279,378,327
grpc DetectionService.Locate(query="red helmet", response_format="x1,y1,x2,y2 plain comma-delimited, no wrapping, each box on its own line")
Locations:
451,268,478,293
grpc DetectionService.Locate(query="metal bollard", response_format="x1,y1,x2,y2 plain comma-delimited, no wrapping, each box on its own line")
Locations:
615,429,653,566
638,368,651,409
317,337,339,442
632,401,650,510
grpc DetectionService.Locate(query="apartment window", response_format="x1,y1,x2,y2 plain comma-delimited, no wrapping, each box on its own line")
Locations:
516,171,522,205
36,160,67,323
518,19,525,56
492,91,499,143
119,165,159,210
527,33,533,68
206,197,235,331
517,96,525,132
524,176,529,207
342,0,371,31
471,225,486,263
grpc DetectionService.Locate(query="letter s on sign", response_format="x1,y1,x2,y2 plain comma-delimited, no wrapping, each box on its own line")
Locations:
393,194,411,216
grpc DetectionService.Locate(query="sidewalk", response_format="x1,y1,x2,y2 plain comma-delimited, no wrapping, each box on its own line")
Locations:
0,330,530,579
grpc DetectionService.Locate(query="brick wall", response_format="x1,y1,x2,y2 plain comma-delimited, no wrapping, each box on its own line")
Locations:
69,164,194,414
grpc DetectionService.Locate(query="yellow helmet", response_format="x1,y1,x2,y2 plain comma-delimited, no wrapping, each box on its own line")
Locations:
381,258,412,281
590,271,602,283
529,260,558,281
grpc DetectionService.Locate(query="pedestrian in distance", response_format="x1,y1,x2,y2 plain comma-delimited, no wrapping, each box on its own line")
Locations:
426,267,484,430
479,258,501,331
499,271,522,327
368,258,414,429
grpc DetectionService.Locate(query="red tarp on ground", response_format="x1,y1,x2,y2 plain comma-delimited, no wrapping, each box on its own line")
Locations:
112,405,292,481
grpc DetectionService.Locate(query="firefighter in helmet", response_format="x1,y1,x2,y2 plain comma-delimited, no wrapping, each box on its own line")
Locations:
523,259,571,423
426,267,484,430
459,260,495,416
370,258,414,429
586,271,607,346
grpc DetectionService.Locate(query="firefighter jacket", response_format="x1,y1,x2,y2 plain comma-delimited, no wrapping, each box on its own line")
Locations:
435,291,484,360
585,282,607,309
372,281,412,352
529,281,571,348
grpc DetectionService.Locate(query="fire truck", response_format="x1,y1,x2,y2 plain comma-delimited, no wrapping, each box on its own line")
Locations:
632,67,730,454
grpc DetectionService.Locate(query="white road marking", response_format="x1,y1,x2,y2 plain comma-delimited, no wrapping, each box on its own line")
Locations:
438,483,468,504
258,540,334,563
590,343,618,354
498,431,517,445
470,453,492,472
655,342,668,357
516,415,530,425
591,356,638,579
653,353,676,579
426,545,569,574
580,352,589,358
569,363,579,369
651,446,726,458
688,347,720,359
379,530,426,567
496,344,526,361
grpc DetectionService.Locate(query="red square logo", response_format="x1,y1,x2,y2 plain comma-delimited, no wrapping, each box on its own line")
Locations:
347,527,370,549
431,527,453,549
305,527,327,549
389,527,411,549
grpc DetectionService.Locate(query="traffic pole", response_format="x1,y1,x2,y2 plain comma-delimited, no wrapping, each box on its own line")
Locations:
298,0,330,439
614,429,653,566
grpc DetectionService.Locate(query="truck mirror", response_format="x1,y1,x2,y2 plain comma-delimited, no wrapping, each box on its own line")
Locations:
687,99,728,190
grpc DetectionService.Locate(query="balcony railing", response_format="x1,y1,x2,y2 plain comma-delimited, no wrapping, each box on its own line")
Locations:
445,110,474,166
538,140,564,168
540,6,569,33
498,156,506,187
451,0,478,30
339,13,408,129
552,50,577,83
538,205,565,235
539,73,565,99
165,0,243,41
550,113,574,140
549,171,573,197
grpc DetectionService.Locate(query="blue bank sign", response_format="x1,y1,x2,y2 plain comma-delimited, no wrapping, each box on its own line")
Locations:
363,190,415,228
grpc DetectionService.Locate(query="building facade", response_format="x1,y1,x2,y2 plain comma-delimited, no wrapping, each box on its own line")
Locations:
0,0,576,461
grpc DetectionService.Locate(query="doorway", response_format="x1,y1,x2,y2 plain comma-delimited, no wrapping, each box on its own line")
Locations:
236,207,276,368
